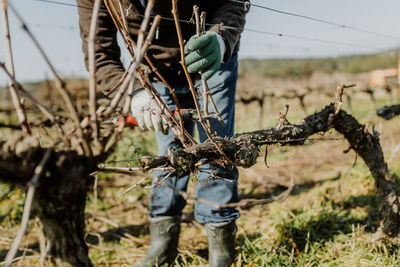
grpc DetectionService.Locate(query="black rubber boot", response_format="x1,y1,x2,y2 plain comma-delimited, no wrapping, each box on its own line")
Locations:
136,216,181,267
204,221,237,267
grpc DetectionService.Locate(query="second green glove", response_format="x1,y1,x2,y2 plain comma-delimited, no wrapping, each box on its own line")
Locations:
184,32,223,80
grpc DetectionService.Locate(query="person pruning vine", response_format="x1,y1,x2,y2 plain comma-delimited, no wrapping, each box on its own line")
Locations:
77,0,248,266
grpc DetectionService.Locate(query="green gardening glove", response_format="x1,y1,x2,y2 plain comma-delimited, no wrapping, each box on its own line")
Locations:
184,32,224,80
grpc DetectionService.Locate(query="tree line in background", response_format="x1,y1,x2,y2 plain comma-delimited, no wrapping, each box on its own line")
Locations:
239,50,397,77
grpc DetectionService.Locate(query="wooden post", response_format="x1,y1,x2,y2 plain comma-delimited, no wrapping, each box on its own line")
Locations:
396,50,400,102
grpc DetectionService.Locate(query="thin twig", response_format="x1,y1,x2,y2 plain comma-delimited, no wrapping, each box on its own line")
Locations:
94,167,150,178
0,62,69,146
102,1,190,145
328,83,356,125
93,165,219,209
88,0,102,151
104,2,186,149
88,232,108,266
172,0,234,166
135,0,154,64
39,125,56,147
218,178,295,210
0,256,46,266
7,2,92,157
147,170,175,188
143,55,188,143
101,61,135,116
101,0,140,117
94,216,119,228
205,81,225,125
1,0,31,135
139,73,197,145
104,4,159,157
103,0,135,57
194,6,211,129
98,166,141,172
35,218,48,267
102,61,134,98
114,3,195,146
117,0,129,31
171,0,209,135
121,177,148,195
92,174,98,220
4,149,52,267
119,3,158,123
0,63,56,123
101,5,158,157
196,8,224,127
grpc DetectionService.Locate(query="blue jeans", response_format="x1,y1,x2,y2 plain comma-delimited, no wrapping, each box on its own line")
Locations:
149,54,239,224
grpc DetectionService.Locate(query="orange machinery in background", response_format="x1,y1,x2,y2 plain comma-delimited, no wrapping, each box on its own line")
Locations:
369,68,398,87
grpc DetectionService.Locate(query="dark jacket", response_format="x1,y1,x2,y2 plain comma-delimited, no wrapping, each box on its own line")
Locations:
77,0,247,96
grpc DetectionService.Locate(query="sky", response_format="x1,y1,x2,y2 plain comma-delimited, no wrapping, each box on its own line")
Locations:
1,0,400,84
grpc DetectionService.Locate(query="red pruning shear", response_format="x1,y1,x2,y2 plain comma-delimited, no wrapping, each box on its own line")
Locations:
102,109,218,128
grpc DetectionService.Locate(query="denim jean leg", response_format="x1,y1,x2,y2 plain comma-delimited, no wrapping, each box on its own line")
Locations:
148,83,195,218
194,54,240,224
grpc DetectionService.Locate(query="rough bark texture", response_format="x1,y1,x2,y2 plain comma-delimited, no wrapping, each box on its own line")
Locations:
0,135,95,266
33,153,94,267
141,104,335,172
333,110,400,236
377,104,400,120
141,103,400,236
0,135,43,184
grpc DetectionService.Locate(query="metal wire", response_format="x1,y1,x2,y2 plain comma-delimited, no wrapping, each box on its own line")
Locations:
229,0,400,41
34,0,383,50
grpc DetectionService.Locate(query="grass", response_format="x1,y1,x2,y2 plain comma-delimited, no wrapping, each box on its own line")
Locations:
1,90,400,266
231,163,400,267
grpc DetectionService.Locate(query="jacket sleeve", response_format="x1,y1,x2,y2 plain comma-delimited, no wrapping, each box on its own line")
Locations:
207,0,248,62
77,0,127,97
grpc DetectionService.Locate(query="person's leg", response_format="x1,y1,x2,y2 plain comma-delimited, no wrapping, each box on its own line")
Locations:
194,54,240,267
138,84,194,267
195,53,239,223
149,123,194,218
148,83,195,218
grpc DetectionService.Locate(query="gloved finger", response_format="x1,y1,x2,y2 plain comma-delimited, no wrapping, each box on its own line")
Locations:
187,51,218,74
184,33,213,54
131,89,148,130
161,117,169,135
143,108,154,131
201,59,221,80
184,45,214,66
151,112,163,132
135,113,146,130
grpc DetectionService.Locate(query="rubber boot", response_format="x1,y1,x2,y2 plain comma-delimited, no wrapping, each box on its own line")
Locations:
204,221,236,267
136,216,181,267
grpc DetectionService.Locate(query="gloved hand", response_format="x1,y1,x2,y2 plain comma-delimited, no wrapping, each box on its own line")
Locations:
130,89,169,134
184,31,226,80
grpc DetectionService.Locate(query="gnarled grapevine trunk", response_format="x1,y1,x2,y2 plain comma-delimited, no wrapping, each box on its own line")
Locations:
32,152,94,267
333,110,400,236
140,103,400,236
377,104,400,120
0,136,95,266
